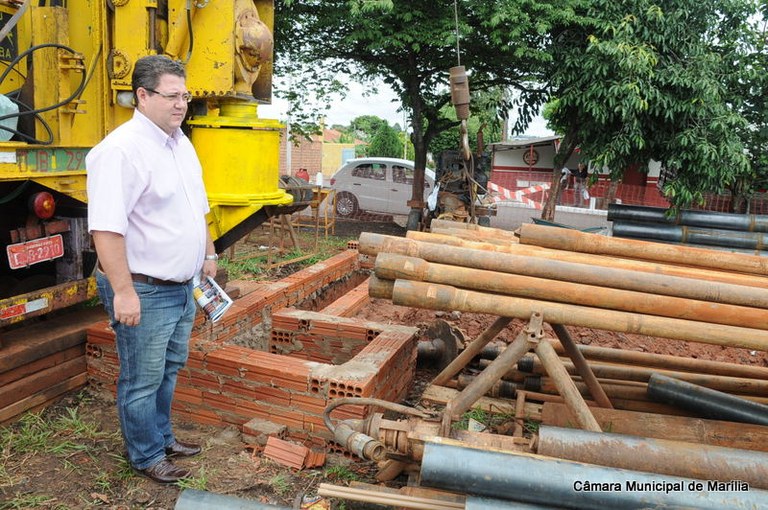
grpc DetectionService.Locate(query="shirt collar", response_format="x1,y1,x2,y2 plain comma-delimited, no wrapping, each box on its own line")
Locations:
132,109,183,147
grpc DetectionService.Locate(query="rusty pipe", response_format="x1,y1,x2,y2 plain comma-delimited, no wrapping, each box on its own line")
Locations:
543,340,768,380
537,425,768,489
485,340,768,382
389,279,768,352
406,230,767,289
541,401,768,452
430,219,518,239
518,355,768,397
518,223,768,276
367,274,394,299
374,252,768,330
647,373,768,426
360,233,768,309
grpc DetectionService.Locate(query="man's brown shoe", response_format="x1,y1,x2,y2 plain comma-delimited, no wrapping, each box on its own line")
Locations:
136,458,191,484
165,440,202,458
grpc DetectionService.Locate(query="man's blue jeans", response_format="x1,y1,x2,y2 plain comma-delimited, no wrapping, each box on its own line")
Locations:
96,272,196,470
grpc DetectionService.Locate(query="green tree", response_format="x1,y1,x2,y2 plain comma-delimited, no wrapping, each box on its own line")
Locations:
721,2,768,212
349,115,389,143
538,0,755,219
368,123,403,158
275,0,567,228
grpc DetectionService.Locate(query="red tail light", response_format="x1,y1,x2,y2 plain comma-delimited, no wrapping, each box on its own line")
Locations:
29,192,56,219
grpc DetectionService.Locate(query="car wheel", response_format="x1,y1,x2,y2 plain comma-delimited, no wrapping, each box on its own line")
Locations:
335,192,359,217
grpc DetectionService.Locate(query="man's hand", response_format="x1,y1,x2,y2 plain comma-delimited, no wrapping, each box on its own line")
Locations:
113,288,141,326
203,259,217,278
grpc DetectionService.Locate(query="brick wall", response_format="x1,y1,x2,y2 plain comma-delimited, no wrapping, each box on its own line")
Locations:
85,250,419,448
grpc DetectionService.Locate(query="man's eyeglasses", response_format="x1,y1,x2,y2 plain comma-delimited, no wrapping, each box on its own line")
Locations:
144,88,193,103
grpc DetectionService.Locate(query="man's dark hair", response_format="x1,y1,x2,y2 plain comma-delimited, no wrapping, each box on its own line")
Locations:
132,55,186,101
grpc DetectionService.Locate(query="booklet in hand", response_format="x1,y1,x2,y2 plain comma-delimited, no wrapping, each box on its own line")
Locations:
192,273,233,322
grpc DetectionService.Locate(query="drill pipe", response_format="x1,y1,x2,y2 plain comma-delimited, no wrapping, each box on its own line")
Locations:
420,439,768,509
537,425,768,489
647,373,768,426
517,355,768,396
541,340,768,380
483,340,768,381
388,279,768,351
531,375,768,405
430,227,516,246
541,401,768,452
612,221,768,252
607,204,768,232
518,223,768,276
359,233,768,309
374,252,768,330
406,230,767,289
367,274,394,299
430,218,519,239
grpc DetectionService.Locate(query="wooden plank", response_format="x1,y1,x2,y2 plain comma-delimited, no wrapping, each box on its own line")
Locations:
0,344,84,386
541,401,768,452
0,373,88,424
0,307,105,373
0,357,86,408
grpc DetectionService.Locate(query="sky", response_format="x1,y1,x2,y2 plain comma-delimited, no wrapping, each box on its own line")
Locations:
258,80,555,138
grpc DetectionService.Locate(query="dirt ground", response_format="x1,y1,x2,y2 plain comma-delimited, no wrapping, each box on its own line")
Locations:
2,217,767,510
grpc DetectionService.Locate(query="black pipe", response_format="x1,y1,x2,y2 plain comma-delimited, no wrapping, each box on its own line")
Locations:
420,441,768,509
647,373,768,425
611,221,768,251
607,204,768,232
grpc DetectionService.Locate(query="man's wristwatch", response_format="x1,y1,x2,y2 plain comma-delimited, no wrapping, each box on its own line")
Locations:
205,254,219,261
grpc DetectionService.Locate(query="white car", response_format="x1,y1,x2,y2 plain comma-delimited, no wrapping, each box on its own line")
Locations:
329,157,435,217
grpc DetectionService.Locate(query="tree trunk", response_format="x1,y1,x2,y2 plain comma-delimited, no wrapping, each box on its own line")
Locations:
541,133,578,221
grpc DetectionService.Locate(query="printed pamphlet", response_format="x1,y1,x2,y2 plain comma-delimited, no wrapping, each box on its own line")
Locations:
192,274,233,322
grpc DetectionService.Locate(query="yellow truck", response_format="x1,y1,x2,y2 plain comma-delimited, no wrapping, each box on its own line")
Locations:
0,0,294,326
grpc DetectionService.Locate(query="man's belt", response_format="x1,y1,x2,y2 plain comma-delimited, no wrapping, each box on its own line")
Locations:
130,273,189,286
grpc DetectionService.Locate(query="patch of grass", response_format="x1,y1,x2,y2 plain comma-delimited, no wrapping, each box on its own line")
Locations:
0,493,56,510
176,466,210,491
324,465,359,483
452,407,489,431
219,229,351,281
268,473,292,496
523,419,539,435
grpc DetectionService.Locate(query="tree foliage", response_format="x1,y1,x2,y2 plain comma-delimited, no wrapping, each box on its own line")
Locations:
368,123,403,158
540,0,757,218
274,0,571,227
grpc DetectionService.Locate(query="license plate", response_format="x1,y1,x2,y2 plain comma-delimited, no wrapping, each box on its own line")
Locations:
7,234,64,269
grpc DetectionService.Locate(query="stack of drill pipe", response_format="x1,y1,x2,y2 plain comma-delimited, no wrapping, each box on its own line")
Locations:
428,219,520,245
507,355,768,399
536,424,768,490
419,439,768,509
429,218,519,239
406,229,767,288
454,372,692,417
608,204,768,254
540,401,768,453
360,233,768,352
516,222,768,275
